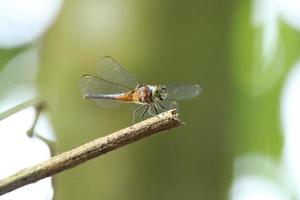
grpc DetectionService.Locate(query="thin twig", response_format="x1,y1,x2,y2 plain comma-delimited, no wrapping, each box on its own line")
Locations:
26,100,46,137
0,98,45,121
0,109,182,196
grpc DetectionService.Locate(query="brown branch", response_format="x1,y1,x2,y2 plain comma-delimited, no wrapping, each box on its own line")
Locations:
0,109,182,196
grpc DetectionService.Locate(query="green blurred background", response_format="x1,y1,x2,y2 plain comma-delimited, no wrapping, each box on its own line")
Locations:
1,0,300,199
41,1,231,199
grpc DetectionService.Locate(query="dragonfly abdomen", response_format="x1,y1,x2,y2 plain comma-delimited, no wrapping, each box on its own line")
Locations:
84,92,137,102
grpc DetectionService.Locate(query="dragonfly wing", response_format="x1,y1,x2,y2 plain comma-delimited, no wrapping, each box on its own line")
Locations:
79,75,127,108
96,56,139,90
166,84,201,100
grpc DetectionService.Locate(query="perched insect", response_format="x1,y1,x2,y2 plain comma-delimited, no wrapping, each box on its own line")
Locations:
79,56,201,123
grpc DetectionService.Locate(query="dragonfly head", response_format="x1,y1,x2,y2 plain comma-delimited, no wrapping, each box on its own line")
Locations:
152,85,168,101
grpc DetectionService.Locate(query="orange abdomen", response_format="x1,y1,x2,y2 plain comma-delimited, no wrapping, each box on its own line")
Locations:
117,91,139,102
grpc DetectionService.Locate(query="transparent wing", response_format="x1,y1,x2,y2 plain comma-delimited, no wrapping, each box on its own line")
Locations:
96,56,139,90
166,84,202,100
79,75,127,108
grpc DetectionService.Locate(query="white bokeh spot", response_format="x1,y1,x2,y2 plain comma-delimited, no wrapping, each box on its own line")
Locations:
281,59,300,197
0,108,53,200
230,175,288,200
0,0,63,48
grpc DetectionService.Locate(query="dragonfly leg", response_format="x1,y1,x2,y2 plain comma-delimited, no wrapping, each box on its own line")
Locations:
148,103,156,116
155,100,165,111
141,104,149,120
151,103,161,120
147,103,160,120
132,104,147,124
153,103,159,115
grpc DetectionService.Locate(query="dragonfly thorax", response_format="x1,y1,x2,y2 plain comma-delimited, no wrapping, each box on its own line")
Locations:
134,85,167,104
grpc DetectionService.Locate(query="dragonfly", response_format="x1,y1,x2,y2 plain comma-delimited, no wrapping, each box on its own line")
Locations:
79,56,201,123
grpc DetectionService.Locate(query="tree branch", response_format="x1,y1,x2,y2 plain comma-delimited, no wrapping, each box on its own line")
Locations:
0,109,182,196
